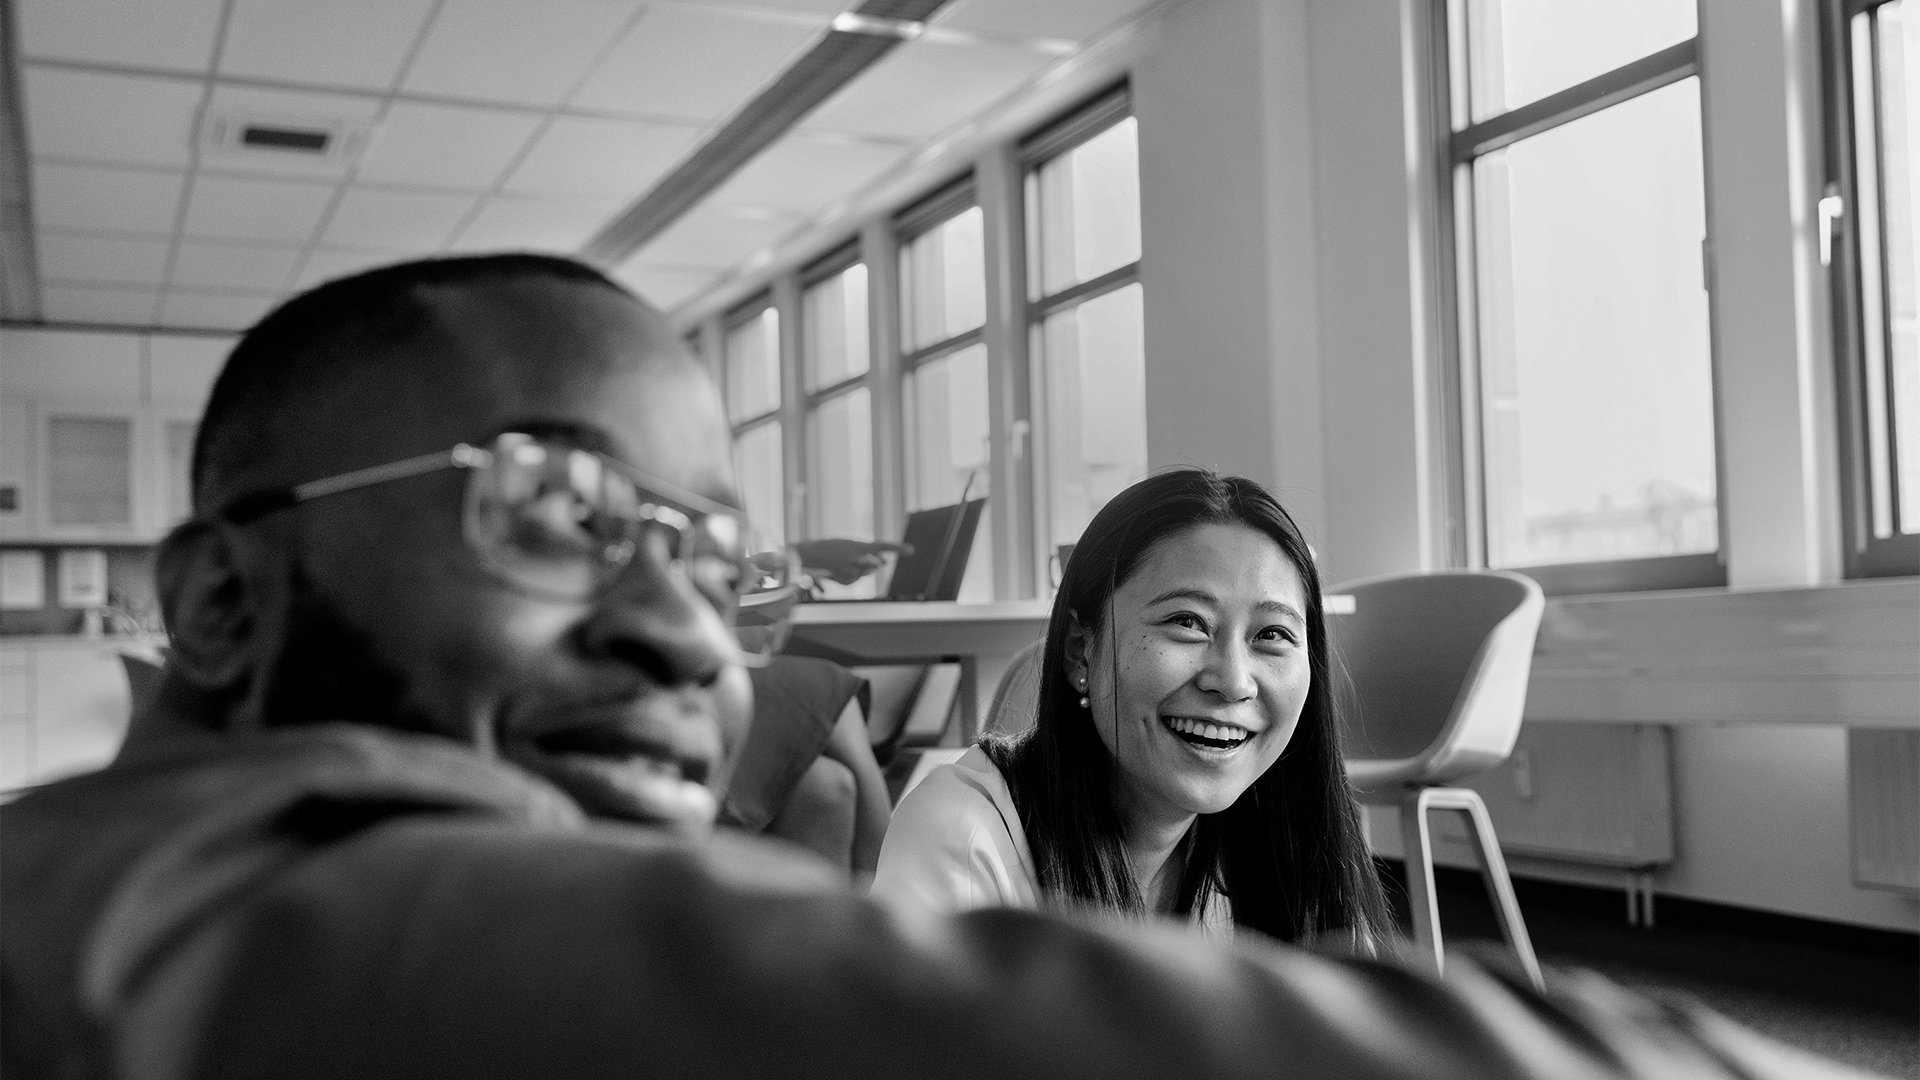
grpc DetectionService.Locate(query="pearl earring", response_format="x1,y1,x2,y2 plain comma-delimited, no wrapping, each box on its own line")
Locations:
1077,677,1089,710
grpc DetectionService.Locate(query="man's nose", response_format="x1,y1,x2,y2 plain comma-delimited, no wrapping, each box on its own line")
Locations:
578,559,736,689
1196,635,1259,702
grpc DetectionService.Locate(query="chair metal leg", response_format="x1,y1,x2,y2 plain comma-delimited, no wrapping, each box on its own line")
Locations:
1441,786,1544,989
1397,786,1544,989
1396,788,1445,975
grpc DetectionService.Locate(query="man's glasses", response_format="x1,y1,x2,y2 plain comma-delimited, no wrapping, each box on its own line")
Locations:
216,433,789,660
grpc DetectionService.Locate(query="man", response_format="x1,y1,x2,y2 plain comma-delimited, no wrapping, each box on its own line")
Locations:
0,255,1862,1080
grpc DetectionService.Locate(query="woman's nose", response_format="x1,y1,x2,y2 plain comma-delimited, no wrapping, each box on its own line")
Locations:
1196,636,1258,702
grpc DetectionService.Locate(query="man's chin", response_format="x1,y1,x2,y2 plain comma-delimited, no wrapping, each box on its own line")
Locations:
508,749,717,834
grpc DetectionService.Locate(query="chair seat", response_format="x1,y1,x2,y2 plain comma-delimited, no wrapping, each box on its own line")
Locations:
1343,757,1429,796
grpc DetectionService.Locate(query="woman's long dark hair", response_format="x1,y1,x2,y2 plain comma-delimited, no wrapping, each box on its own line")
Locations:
981,468,1390,948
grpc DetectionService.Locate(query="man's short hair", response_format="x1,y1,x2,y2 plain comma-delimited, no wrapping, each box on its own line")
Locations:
191,253,634,513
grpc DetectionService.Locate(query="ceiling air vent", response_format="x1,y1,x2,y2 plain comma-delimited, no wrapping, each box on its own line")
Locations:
200,111,370,162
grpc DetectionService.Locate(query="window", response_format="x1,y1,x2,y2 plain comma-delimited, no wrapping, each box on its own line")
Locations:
725,302,784,550
803,258,877,596
899,190,993,601
1449,0,1722,593
1827,0,1920,576
1025,94,1146,561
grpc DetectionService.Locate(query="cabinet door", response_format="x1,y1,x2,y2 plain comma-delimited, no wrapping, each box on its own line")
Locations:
0,399,30,540
42,411,138,539
30,644,132,786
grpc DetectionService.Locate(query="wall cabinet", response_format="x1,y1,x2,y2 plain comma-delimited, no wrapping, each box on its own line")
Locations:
1,328,226,542
0,638,153,794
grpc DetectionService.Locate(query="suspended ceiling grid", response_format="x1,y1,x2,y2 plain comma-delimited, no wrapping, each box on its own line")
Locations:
5,0,1154,332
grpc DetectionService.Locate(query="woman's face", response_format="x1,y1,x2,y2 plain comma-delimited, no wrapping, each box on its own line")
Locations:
1074,521,1311,824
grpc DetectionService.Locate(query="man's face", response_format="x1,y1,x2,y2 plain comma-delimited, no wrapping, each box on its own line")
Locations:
253,276,748,830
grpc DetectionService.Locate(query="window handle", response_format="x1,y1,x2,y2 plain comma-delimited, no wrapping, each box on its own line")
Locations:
1819,183,1845,267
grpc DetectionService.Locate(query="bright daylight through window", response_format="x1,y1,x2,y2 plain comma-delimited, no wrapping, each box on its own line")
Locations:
900,203,993,600
1456,0,1719,587
1026,109,1146,562
1833,0,1920,575
804,261,876,597
726,304,784,551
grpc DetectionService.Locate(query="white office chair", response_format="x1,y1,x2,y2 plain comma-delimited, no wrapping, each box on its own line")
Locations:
1328,570,1546,988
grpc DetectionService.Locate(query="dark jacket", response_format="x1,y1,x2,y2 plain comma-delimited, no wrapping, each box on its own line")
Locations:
0,714,1857,1080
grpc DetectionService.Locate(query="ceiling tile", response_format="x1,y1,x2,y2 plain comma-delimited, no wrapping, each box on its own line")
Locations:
401,0,640,107
161,291,282,331
356,102,544,191
182,175,337,243
16,0,224,72
932,0,1149,42
170,242,305,291
631,205,793,271
293,248,404,290
37,233,175,287
610,261,720,311
502,116,700,199
571,5,820,123
705,136,906,219
39,286,163,326
449,196,622,253
803,39,1053,143
31,164,186,235
221,0,438,91
23,68,203,168
322,187,479,251
200,85,385,179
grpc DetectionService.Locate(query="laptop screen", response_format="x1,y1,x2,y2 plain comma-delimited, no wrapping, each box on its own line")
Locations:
886,498,987,601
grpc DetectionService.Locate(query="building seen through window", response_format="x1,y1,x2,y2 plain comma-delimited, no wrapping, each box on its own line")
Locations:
1454,0,1719,590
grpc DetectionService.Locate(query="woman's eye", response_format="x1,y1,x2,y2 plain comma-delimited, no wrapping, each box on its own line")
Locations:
1257,625,1300,647
1166,612,1209,635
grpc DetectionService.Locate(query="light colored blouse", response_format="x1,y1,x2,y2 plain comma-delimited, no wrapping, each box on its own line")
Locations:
869,746,1233,937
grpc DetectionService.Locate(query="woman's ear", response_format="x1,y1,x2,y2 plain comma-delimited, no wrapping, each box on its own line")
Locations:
1061,609,1092,689
155,519,260,694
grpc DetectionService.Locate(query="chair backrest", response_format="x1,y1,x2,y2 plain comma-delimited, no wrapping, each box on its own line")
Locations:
1328,570,1544,787
983,639,1045,738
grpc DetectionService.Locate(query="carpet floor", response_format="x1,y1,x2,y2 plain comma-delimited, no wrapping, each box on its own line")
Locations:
1385,865,1919,1078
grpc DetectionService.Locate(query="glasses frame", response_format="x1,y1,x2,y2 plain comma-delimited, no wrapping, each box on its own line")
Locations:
212,432,773,608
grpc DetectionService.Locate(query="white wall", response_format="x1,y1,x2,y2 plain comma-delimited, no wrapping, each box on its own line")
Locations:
1131,0,1918,932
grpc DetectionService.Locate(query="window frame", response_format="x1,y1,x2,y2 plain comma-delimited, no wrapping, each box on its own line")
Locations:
1019,85,1144,560
721,295,784,544
1438,1,1727,596
894,177,986,376
798,243,875,541
1823,0,1920,577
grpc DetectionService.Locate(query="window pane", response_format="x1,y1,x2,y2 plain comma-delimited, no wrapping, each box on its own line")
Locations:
47,415,131,526
1874,0,1920,533
733,422,785,552
807,388,876,598
1465,0,1695,122
809,387,874,540
1473,78,1717,568
804,263,870,392
902,343,993,601
900,206,985,352
1038,283,1147,547
725,307,780,423
1029,117,1141,298
166,420,196,525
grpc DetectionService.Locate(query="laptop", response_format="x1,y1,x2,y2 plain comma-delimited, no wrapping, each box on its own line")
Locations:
881,497,987,602
806,496,986,603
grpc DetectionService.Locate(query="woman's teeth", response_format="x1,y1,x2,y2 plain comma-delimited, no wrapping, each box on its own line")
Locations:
1161,716,1251,749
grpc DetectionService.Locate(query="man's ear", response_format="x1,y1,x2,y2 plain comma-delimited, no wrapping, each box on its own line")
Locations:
155,518,260,693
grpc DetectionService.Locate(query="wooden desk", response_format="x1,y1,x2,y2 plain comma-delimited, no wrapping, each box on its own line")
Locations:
786,600,1052,740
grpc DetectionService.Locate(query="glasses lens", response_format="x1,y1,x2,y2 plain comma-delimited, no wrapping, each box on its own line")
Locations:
465,437,638,599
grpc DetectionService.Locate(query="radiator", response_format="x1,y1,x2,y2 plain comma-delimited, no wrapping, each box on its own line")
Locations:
1849,728,1920,894
1435,723,1676,869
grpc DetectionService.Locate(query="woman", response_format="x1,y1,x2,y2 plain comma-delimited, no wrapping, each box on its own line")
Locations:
870,469,1389,948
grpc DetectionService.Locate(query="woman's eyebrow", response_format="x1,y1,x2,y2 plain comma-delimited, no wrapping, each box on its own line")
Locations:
1147,587,1220,607
1255,599,1306,623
